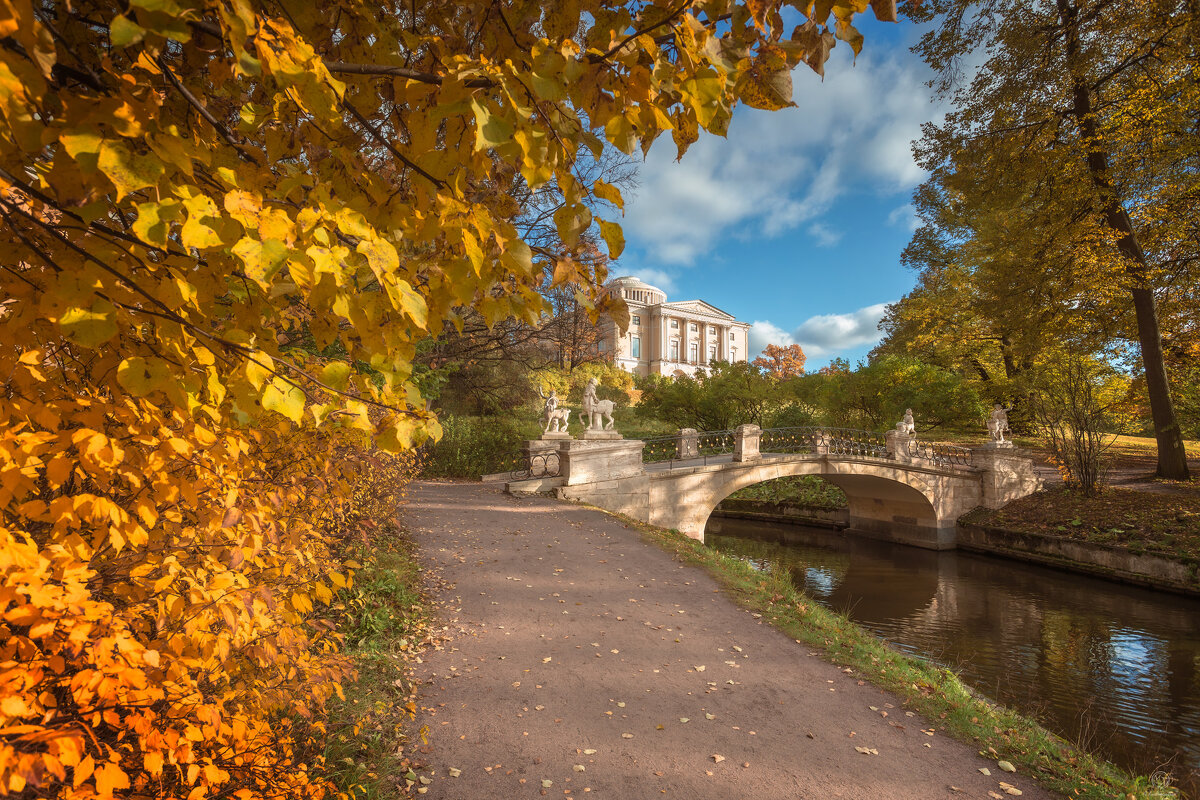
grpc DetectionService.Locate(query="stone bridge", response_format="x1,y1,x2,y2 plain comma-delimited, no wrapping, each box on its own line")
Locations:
498,426,1041,550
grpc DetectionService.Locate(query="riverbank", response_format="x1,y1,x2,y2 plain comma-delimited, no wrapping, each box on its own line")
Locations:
400,481,1169,799
960,485,1200,594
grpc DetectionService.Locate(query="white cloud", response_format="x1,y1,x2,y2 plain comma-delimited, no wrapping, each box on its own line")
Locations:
887,203,920,232
621,47,944,267
748,319,796,358
750,302,893,361
808,221,843,247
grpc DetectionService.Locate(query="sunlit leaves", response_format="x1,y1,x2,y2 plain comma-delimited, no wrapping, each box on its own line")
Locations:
58,298,118,346
0,1,885,796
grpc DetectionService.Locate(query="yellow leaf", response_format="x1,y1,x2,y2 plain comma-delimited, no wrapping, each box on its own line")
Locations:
97,140,164,200
262,379,306,423
59,298,118,346
597,219,625,259
592,179,624,211
233,237,289,288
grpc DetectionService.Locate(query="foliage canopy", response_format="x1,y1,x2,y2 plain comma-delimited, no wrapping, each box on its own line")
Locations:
0,0,894,796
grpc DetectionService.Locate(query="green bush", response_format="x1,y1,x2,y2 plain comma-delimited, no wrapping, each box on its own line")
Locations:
727,475,848,508
420,415,532,478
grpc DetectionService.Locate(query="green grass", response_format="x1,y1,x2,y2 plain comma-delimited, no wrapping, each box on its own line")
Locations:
595,511,1181,800
325,527,435,799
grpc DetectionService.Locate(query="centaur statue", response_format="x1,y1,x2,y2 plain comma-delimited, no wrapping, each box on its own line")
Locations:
579,377,616,431
536,387,572,434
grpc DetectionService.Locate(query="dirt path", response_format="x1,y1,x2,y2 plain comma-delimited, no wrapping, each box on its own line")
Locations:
405,481,1059,799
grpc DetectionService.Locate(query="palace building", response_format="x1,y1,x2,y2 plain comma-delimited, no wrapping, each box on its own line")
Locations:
599,276,752,377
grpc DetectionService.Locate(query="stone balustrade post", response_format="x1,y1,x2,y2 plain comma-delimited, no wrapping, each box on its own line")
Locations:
677,428,699,459
971,443,1042,508
733,424,761,462
886,429,914,463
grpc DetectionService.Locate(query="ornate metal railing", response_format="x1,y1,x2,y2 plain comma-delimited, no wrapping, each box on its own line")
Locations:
494,449,562,481
642,429,736,468
759,426,889,459
908,439,972,467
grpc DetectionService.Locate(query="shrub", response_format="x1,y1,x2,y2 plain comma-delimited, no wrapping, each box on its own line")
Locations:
419,415,531,478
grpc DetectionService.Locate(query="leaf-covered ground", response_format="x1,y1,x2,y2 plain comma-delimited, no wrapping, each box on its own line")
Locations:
963,485,1200,565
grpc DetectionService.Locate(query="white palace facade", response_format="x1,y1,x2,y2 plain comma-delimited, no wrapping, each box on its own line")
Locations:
600,276,752,378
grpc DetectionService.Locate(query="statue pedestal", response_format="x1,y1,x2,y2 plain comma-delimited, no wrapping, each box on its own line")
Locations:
539,432,573,441
972,444,1039,507
559,439,643,485
579,430,623,441
886,430,914,463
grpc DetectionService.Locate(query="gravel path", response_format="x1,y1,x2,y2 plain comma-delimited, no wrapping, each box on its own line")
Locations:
405,480,1060,800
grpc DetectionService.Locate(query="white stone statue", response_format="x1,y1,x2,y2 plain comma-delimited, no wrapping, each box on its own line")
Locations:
900,408,915,435
987,404,1010,443
579,377,616,431
538,388,572,434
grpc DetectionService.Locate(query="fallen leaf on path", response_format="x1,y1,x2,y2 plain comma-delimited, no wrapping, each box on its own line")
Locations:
998,761,1016,773
574,765,586,772
711,755,725,763
656,724,664,730
617,702,625,708
694,665,705,672
542,779,553,788
679,718,689,723
543,657,552,663
979,767,991,776
854,747,878,755
448,768,461,778
705,713,716,720
583,749,597,755
622,733,634,739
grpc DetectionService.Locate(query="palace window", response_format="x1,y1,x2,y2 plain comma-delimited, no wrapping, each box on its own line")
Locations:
709,326,716,334
729,332,735,341
631,335,641,359
709,345,717,361
689,322,698,332
689,342,698,363
670,319,678,329
631,315,640,326
669,340,679,361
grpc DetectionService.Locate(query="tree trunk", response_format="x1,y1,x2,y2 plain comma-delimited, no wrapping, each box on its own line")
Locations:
1056,0,1190,479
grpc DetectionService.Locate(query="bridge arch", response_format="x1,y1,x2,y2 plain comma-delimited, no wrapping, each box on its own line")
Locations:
648,456,979,549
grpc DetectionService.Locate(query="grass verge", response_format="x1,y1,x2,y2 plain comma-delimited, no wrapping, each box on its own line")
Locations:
605,511,1179,800
325,524,437,799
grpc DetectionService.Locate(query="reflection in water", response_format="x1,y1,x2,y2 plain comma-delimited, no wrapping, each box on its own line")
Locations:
705,517,1200,795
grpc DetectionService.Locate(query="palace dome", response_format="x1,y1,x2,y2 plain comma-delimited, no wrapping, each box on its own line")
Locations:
608,275,666,305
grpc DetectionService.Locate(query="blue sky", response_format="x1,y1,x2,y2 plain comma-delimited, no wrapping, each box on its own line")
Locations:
615,15,945,371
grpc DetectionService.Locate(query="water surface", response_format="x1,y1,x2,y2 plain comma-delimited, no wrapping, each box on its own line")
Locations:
705,516,1200,794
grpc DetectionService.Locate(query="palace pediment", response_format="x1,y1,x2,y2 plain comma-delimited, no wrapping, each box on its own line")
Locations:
660,300,738,320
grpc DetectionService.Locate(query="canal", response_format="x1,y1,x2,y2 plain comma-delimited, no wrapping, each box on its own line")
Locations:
705,515,1200,795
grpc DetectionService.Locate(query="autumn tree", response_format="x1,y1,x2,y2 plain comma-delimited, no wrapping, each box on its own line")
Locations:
905,0,1199,477
0,0,894,796
752,342,808,378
